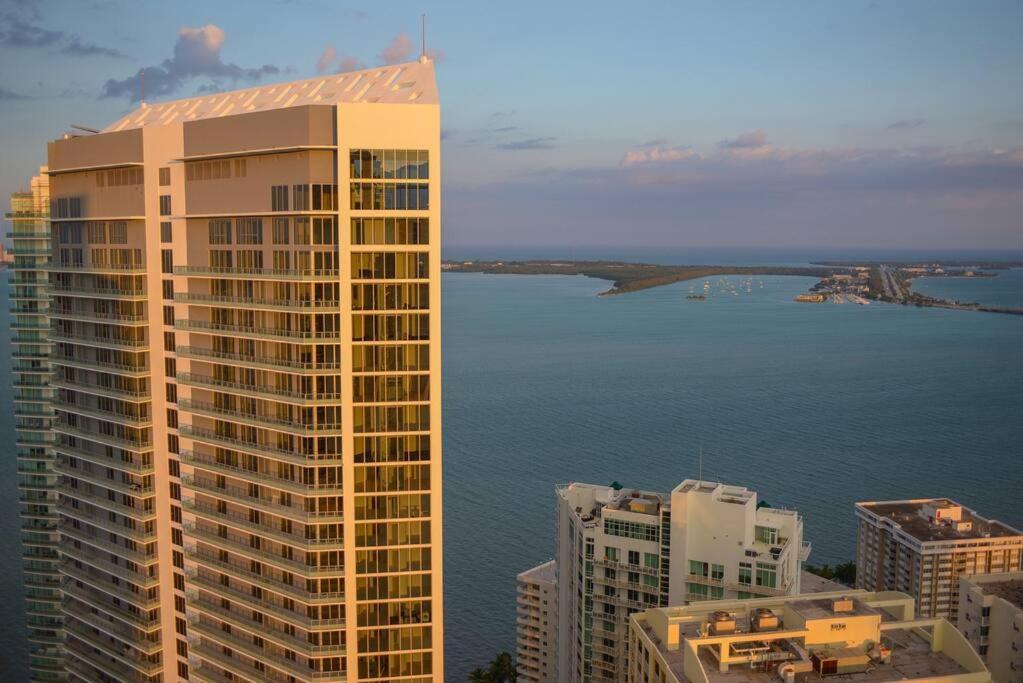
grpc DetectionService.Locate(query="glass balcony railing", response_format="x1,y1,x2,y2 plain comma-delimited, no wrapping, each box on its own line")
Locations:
180,398,342,435
175,292,340,311
176,345,340,373
176,319,341,342
177,372,340,404
174,265,339,281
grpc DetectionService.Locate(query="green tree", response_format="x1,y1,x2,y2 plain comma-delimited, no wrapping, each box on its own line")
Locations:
467,652,516,682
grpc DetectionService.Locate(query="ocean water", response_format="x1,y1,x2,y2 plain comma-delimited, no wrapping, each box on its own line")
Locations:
2,262,1023,681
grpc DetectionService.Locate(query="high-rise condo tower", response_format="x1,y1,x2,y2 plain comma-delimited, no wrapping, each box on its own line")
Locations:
28,58,443,682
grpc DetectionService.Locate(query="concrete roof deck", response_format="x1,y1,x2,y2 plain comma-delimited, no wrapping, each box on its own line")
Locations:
788,597,880,621
858,499,1023,542
979,578,1023,609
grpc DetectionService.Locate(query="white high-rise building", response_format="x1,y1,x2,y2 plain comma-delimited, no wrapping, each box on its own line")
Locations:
515,560,556,683
518,479,809,683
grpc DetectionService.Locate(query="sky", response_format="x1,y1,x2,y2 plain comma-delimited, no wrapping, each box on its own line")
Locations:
1,0,1022,251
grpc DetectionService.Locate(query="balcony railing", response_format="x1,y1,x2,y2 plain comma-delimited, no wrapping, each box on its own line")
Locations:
186,524,343,576
177,345,340,374
188,502,344,549
180,398,342,435
180,425,341,466
177,372,341,404
175,292,340,311
176,318,341,342
185,550,342,603
183,478,344,522
174,265,339,281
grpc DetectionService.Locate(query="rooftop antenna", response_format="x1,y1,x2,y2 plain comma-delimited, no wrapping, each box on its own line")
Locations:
419,13,428,63
140,68,146,107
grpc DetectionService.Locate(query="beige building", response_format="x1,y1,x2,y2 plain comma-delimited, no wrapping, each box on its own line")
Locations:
516,560,556,683
855,499,1023,620
957,572,1023,682
9,170,64,681
534,479,808,683
30,57,443,682
628,590,990,682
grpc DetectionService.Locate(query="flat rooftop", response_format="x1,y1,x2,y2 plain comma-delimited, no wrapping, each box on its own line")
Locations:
978,578,1023,609
639,620,968,683
519,560,557,584
788,596,880,621
858,499,1022,542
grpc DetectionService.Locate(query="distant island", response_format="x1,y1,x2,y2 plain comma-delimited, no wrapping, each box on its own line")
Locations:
442,259,1023,315
440,260,844,296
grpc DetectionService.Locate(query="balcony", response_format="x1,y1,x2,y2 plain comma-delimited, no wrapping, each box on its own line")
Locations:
54,402,153,428
58,486,157,522
189,620,342,682
55,461,154,497
180,398,342,436
180,425,341,466
56,444,153,474
52,422,153,453
188,503,344,550
189,641,344,683
53,354,149,376
177,373,340,405
50,310,147,326
49,331,147,350
60,567,160,611
190,597,346,656
176,319,341,343
62,583,160,632
63,598,162,655
184,478,345,522
176,292,340,311
189,571,345,625
64,618,164,678
187,524,343,576
177,345,340,374
49,284,146,300
52,377,150,402
59,524,157,566
175,265,339,282
185,550,342,603
182,450,329,495
48,263,145,275
64,637,160,683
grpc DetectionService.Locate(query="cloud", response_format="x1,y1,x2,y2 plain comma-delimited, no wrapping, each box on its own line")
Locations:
101,24,281,101
623,146,697,166
489,126,520,133
0,13,123,57
0,14,62,47
0,86,30,100
639,138,669,147
315,44,336,73
378,33,413,64
497,137,557,151
887,118,926,131
60,36,127,58
717,129,769,149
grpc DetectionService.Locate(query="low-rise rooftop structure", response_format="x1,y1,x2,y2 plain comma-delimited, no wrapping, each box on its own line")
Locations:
629,590,990,682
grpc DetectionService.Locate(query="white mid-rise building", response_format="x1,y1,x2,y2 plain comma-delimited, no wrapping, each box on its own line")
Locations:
516,560,557,682
957,572,1023,683
518,479,809,683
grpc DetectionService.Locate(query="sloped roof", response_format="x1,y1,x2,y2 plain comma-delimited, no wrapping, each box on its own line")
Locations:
103,58,437,133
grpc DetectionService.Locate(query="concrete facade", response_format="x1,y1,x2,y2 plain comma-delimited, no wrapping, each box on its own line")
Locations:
855,499,1023,621
628,590,991,683
29,58,443,682
957,572,1023,683
544,479,808,683
516,560,556,683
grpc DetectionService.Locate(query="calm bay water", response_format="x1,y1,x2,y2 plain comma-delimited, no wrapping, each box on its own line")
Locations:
2,258,1022,681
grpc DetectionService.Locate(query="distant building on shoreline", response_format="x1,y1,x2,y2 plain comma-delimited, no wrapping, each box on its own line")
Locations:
628,590,990,682
855,498,1023,621
516,479,810,682
956,571,1023,682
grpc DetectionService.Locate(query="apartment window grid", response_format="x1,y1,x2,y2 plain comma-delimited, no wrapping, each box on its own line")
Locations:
603,518,658,543
349,152,435,681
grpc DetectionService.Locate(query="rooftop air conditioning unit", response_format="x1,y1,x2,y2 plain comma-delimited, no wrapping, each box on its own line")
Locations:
708,610,736,635
751,608,779,632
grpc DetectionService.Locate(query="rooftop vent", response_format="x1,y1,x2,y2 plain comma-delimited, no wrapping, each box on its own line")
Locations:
832,597,854,614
